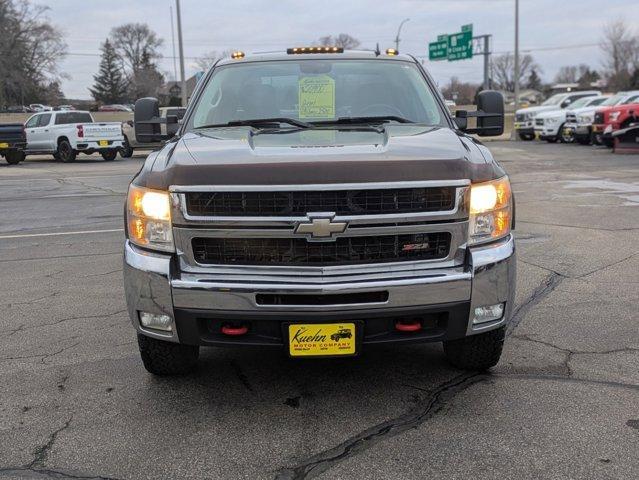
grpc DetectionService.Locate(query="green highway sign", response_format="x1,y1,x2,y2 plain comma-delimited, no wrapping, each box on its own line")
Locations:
447,29,473,60
428,24,474,62
428,40,448,61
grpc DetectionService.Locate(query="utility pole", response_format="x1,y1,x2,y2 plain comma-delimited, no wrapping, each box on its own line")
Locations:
483,35,491,90
514,0,520,111
175,0,187,107
170,5,178,83
472,35,492,90
395,18,410,51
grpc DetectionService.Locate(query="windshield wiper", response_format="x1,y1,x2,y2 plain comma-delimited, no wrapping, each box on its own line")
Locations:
195,117,313,129
313,116,414,125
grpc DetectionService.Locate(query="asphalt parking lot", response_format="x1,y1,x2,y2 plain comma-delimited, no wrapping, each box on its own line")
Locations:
1,142,638,480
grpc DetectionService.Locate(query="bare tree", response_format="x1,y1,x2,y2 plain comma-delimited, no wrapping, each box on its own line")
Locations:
600,20,639,91
109,23,164,101
195,50,232,72
0,0,67,106
318,34,360,49
491,53,539,92
554,65,579,84
441,77,479,105
110,23,163,73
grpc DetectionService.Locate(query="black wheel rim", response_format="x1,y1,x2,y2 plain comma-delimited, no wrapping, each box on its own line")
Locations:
60,143,71,161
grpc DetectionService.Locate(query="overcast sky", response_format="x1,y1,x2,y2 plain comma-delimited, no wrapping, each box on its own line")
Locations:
36,0,639,99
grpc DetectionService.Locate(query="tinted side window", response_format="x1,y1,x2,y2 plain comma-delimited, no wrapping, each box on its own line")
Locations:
55,113,69,125
624,95,639,104
55,112,93,124
38,114,52,127
25,115,39,128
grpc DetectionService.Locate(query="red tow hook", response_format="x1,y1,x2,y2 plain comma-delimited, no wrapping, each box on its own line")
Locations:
395,320,422,332
221,324,248,336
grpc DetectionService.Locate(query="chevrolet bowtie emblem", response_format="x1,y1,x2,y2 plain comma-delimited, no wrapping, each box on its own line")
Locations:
294,214,348,240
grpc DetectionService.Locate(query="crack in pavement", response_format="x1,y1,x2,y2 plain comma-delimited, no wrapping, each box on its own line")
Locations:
1,310,127,336
0,341,81,364
28,416,73,469
0,467,119,479
493,372,639,392
506,272,565,335
512,333,639,377
273,373,485,480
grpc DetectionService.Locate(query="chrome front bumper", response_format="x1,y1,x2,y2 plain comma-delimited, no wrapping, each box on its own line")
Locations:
123,235,516,343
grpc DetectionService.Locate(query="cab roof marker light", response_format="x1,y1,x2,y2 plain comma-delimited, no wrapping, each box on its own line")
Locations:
287,46,344,54
386,48,399,56
231,51,245,59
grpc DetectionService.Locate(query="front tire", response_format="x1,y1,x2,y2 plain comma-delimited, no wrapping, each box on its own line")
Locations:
518,133,534,141
559,124,573,143
120,136,134,158
443,326,505,371
101,150,117,161
5,150,25,165
137,334,199,376
57,140,76,162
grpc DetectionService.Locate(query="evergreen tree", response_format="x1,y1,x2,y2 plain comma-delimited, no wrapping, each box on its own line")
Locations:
526,68,542,91
90,39,128,103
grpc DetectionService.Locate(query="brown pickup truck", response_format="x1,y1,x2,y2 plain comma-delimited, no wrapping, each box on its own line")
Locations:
123,47,516,375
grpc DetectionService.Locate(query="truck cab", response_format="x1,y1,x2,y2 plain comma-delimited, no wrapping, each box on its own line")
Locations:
123,48,515,375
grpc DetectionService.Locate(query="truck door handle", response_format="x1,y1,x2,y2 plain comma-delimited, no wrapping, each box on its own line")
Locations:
44,129,49,132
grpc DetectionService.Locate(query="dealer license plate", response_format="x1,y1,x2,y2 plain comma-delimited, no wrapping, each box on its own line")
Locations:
0,142,9,148
288,323,356,357
98,140,109,147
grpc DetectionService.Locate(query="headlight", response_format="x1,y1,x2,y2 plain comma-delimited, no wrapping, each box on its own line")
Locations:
546,118,558,125
127,185,174,252
468,177,512,246
578,114,593,124
609,111,621,122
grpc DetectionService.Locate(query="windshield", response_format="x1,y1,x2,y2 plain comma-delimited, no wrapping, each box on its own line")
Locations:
541,94,568,106
600,94,625,106
570,97,594,109
188,59,444,129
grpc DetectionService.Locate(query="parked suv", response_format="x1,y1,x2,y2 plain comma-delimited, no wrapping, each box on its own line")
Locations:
514,91,600,140
123,48,515,375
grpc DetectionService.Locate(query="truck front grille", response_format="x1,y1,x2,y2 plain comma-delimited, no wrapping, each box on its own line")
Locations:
594,112,604,124
185,187,455,217
566,113,576,123
191,232,451,266
515,114,525,122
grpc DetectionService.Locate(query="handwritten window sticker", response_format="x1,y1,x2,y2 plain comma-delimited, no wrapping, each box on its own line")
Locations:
298,75,335,119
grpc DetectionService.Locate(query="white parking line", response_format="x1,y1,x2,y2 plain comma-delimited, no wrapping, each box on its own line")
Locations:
0,228,124,240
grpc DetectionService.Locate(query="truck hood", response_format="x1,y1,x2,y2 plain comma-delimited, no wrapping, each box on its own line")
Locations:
139,126,504,190
535,109,566,120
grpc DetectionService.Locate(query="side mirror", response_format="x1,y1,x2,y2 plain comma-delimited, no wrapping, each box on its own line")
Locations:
455,90,504,137
560,99,572,108
134,98,175,143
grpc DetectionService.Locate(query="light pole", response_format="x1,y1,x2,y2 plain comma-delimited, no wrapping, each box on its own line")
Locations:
175,0,187,107
514,0,520,112
395,18,410,52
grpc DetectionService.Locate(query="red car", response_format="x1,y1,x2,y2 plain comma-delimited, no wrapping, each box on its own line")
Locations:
592,93,639,146
98,104,133,112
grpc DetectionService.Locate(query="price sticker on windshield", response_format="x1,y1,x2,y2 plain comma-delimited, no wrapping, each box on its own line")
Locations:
299,75,335,119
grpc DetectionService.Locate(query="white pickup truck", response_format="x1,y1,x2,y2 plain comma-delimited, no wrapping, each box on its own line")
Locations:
24,110,124,162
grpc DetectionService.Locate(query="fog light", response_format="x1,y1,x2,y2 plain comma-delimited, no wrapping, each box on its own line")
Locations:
139,312,173,332
473,303,504,325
